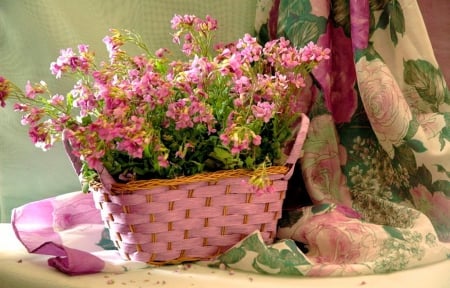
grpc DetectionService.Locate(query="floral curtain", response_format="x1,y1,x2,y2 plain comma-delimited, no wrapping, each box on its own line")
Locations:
215,0,450,276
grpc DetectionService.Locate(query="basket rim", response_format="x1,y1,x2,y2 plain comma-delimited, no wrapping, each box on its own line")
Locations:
104,165,290,193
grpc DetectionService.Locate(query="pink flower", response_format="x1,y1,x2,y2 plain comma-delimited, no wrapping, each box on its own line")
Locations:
102,29,125,61
25,81,47,99
356,57,412,157
301,115,353,206
252,101,274,123
0,14,329,194
158,154,169,168
294,205,383,267
50,94,65,106
410,184,450,241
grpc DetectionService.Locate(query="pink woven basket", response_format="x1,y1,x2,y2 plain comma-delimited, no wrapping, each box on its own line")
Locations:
65,114,309,265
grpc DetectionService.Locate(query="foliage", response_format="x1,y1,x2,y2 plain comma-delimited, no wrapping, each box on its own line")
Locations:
0,15,329,193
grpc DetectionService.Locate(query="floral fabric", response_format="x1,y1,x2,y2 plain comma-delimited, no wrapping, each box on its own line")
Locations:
8,0,450,277
214,0,450,276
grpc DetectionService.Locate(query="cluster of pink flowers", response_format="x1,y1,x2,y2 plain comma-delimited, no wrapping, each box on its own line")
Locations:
0,14,329,192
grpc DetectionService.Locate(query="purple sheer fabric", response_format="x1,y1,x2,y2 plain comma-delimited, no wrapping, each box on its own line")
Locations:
11,192,105,275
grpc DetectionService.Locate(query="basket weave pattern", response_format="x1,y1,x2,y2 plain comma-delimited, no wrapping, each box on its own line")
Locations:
66,114,309,264
92,166,289,264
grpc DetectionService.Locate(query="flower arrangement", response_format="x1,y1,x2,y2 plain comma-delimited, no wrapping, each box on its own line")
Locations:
0,14,329,193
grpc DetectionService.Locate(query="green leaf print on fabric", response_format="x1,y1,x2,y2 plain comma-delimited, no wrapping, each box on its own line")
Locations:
253,243,307,275
405,139,427,153
240,231,267,253
414,165,433,189
96,228,117,251
376,0,405,46
404,59,447,110
375,230,424,273
393,144,417,177
432,180,450,197
383,225,405,240
435,164,450,179
354,42,382,62
445,88,450,105
278,0,327,47
404,117,420,141
218,247,246,265
441,113,450,147
311,203,333,214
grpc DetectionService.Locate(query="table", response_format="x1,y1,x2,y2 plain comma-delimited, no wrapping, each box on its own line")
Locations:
1,223,449,287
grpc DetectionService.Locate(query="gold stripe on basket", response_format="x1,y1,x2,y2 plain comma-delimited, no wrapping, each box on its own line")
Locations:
110,165,290,194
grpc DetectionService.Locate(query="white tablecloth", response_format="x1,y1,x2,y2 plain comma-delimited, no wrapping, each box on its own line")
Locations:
1,223,449,288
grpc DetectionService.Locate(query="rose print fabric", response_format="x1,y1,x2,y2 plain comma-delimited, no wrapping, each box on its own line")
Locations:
212,0,450,276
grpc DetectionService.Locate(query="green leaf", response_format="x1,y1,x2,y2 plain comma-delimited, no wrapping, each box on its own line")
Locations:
404,117,420,141
377,4,390,29
431,180,450,197
439,113,450,150
279,0,312,20
434,164,450,178
390,1,405,35
355,42,383,62
416,164,433,190
389,18,398,46
96,228,117,250
406,139,427,153
311,203,332,214
256,248,282,269
445,87,450,105
383,226,405,240
241,233,267,253
80,115,92,126
218,247,246,265
253,242,307,275
393,144,417,176
208,146,242,169
66,92,74,110
439,127,450,150
404,59,447,108
279,0,326,47
257,23,270,44
286,20,323,48
377,1,405,46
244,156,254,167
283,240,310,266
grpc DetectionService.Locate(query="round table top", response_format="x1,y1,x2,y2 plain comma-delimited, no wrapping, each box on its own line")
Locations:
1,223,449,288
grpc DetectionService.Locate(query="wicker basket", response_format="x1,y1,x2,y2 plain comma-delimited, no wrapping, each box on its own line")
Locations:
65,114,309,265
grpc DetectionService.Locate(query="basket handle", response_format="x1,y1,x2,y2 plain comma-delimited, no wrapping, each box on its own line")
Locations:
63,130,116,193
63,131,82,176
283,113,310,179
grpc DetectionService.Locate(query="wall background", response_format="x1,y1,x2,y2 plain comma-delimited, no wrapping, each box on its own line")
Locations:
418,0,450,84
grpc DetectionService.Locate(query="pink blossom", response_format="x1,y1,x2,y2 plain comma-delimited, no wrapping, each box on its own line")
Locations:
158,155,169,168
252,101,275,123
25,81,46,99
170,14,196,30
50,94,65,106
155,48,169,58
0,14,330,194
13,103,30,112
20,107,44,125
410,184,450,241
